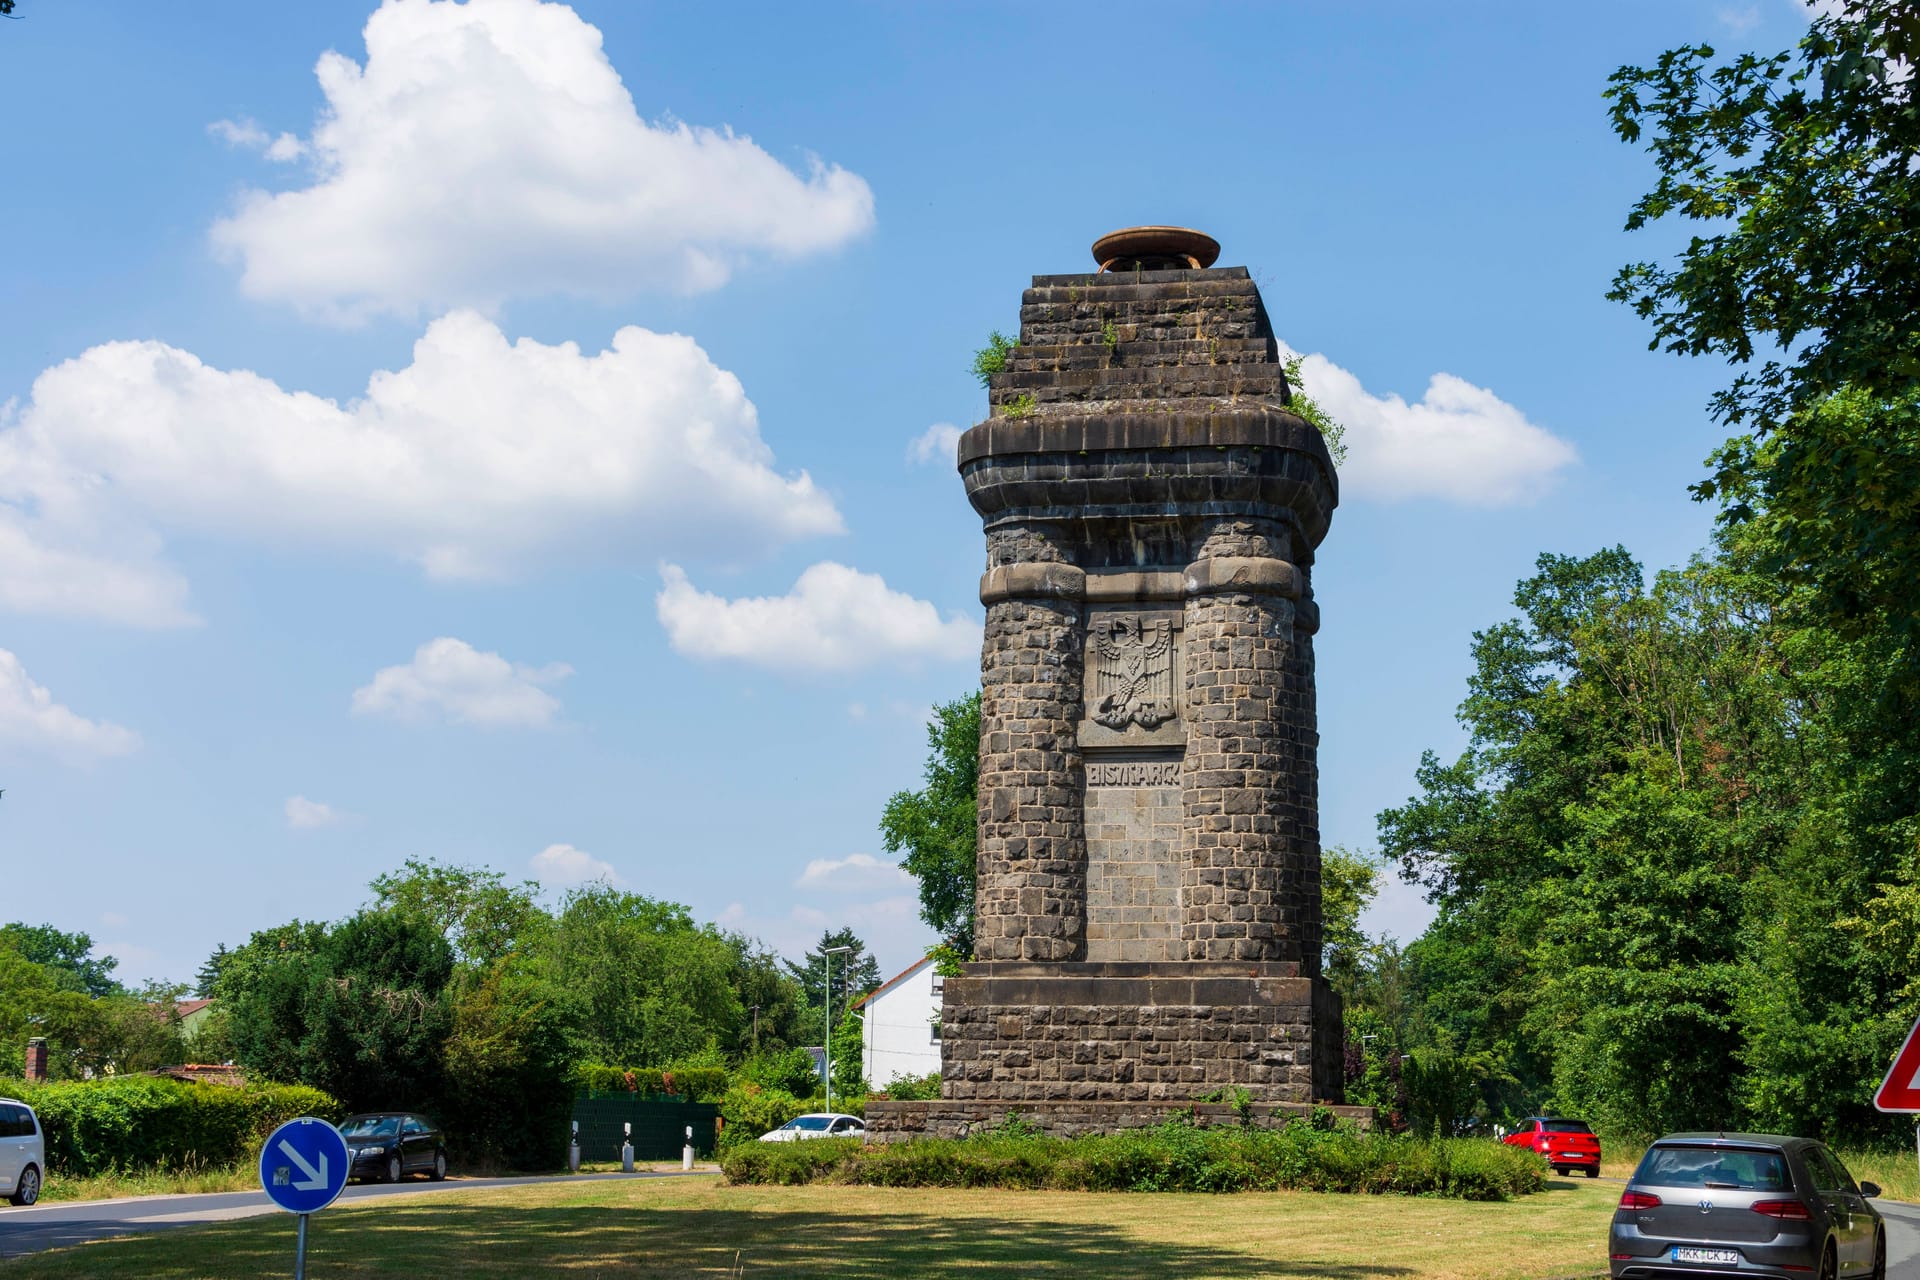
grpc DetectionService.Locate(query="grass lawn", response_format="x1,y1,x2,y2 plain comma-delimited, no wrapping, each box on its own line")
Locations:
0,1173,1619,1279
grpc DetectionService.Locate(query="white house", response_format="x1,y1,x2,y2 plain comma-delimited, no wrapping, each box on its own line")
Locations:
853,955,943,1088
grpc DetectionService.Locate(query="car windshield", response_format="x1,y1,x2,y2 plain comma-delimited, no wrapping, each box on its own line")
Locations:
1541,1120,1592,1134
788,1116,831,1131
340,1116,401,1139
1639,1144,1789,1191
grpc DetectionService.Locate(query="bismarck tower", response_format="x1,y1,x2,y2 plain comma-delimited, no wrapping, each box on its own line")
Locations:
868,227,1364,1139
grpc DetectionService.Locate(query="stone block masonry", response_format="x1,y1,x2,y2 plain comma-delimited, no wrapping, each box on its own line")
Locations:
1084,779,1182,962
868,227,1352,1141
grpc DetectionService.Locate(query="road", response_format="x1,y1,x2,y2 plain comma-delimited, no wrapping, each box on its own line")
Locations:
0,1170,714,1260
1884,1199,1920,1279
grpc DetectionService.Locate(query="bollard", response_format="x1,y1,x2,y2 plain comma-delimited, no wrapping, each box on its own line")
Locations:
621,1121,634,1173
682,1124,694,1171
569,1120,580,1173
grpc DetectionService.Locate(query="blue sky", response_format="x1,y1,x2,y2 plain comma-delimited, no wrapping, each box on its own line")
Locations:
0,0,1810,987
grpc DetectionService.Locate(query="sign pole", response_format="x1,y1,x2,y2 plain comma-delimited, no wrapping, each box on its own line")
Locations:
258,1115,348,1280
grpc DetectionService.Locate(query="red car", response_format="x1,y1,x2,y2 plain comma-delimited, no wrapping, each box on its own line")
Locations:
1505,1116,1602,1177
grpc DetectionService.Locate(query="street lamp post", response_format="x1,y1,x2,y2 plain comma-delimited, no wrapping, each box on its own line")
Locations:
823,945,853,1113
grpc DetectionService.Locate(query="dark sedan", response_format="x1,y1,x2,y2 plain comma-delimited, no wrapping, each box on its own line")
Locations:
338,1113,448,1184
1610,1133,1883,1280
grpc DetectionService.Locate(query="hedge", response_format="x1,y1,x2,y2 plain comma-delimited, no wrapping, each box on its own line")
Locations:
0,1076,342,1177
571,1064,730,1101
721,1122,1548,1200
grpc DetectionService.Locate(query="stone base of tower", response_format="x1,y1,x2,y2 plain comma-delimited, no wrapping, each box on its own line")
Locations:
862,961,1356,1142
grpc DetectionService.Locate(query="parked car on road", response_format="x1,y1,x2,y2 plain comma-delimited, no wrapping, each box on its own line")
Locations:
757,1113,865,1142
1504,1116,1602,1177
339,1113,448,1184
0,1098,43,1206
1610,1133,1883,1280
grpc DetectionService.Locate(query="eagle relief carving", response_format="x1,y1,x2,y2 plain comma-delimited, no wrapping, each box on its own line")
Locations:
1090,614,1177,731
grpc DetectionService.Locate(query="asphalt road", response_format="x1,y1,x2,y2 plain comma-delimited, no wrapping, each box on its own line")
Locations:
0,1170,714,1259
1882,1199,1920,1279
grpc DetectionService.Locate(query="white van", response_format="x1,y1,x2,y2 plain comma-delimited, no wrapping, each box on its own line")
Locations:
0,1098,44,1206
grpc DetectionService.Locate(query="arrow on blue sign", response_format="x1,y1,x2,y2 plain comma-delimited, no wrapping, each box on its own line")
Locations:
258,1117,349,1215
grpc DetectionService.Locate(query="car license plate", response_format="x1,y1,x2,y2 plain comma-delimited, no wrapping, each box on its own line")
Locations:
1671,1247,1741,1266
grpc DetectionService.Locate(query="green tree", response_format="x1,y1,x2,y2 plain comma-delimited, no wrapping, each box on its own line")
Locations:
223,911,454,1112
534,886,745,1067
1379,540,1907,1142
438,958,573,1169
369,857,547,966
0,922,120,997
1609,7,1920,723
1320,846,1381,998
881,692,980,954
1607,3,1920,437
783,927,882,1029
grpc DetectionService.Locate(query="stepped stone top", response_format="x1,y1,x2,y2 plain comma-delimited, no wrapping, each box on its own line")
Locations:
956,231,1339,552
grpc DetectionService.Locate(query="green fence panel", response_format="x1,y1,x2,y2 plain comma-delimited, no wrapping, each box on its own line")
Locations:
573,1092,721,1160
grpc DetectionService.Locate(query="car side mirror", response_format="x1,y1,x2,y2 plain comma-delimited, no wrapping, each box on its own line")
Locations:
1860,1181,1882,1198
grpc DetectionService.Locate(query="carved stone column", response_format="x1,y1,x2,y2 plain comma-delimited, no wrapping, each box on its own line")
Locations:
1179,544,1301,963
974,556,1087,962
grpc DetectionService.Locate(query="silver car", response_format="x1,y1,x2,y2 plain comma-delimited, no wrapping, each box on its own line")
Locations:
0,1098,45,1206
1610,1133,1884,1280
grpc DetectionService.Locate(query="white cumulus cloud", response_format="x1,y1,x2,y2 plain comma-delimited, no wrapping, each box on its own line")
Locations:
0,649,140,761
209,0,874,321
351,637,569,727
0,311,841,626
796,853,915,892
284,795,344,829
530,842,620,887
656,562,979,673
906,423,962,467
1282,345,1578,506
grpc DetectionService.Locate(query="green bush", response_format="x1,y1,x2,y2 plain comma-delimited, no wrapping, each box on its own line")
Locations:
738,1047,821,1098
874,1071,941,1101
0,1076,342,1177
720,1121,1547,1200
715,1084,826,1153
571,1064,729,1101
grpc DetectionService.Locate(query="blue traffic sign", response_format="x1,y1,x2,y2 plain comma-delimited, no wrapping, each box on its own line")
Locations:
258,1117,349,1215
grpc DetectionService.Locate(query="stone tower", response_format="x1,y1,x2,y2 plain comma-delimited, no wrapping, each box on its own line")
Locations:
868,227,1359,1139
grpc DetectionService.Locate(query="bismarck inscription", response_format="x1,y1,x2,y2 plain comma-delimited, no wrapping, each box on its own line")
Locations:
1087,759,1181,787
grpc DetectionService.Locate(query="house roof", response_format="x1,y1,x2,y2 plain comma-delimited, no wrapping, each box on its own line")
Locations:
148,997,214,1023
851,955,934,1011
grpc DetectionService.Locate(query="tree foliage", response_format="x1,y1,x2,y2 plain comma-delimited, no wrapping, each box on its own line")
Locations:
881,692,980,954
1375,541,1910,1142
1,922,120,997
1607,3,1920,437
783,927,883,1028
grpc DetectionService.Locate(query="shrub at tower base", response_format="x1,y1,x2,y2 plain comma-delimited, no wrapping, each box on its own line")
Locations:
721,1121,1547,1200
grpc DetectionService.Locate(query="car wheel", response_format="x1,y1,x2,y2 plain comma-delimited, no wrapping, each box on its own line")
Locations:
385,1154,403,1184
1585,1166,1599,1178
9,1165,39,1207
1871,1229,1886,1280
1820,1241,1837,1280
431,1150,447,1182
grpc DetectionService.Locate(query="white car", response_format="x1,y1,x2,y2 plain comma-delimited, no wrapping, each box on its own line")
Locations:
757,1113,865,1142
0,1098,44,1206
